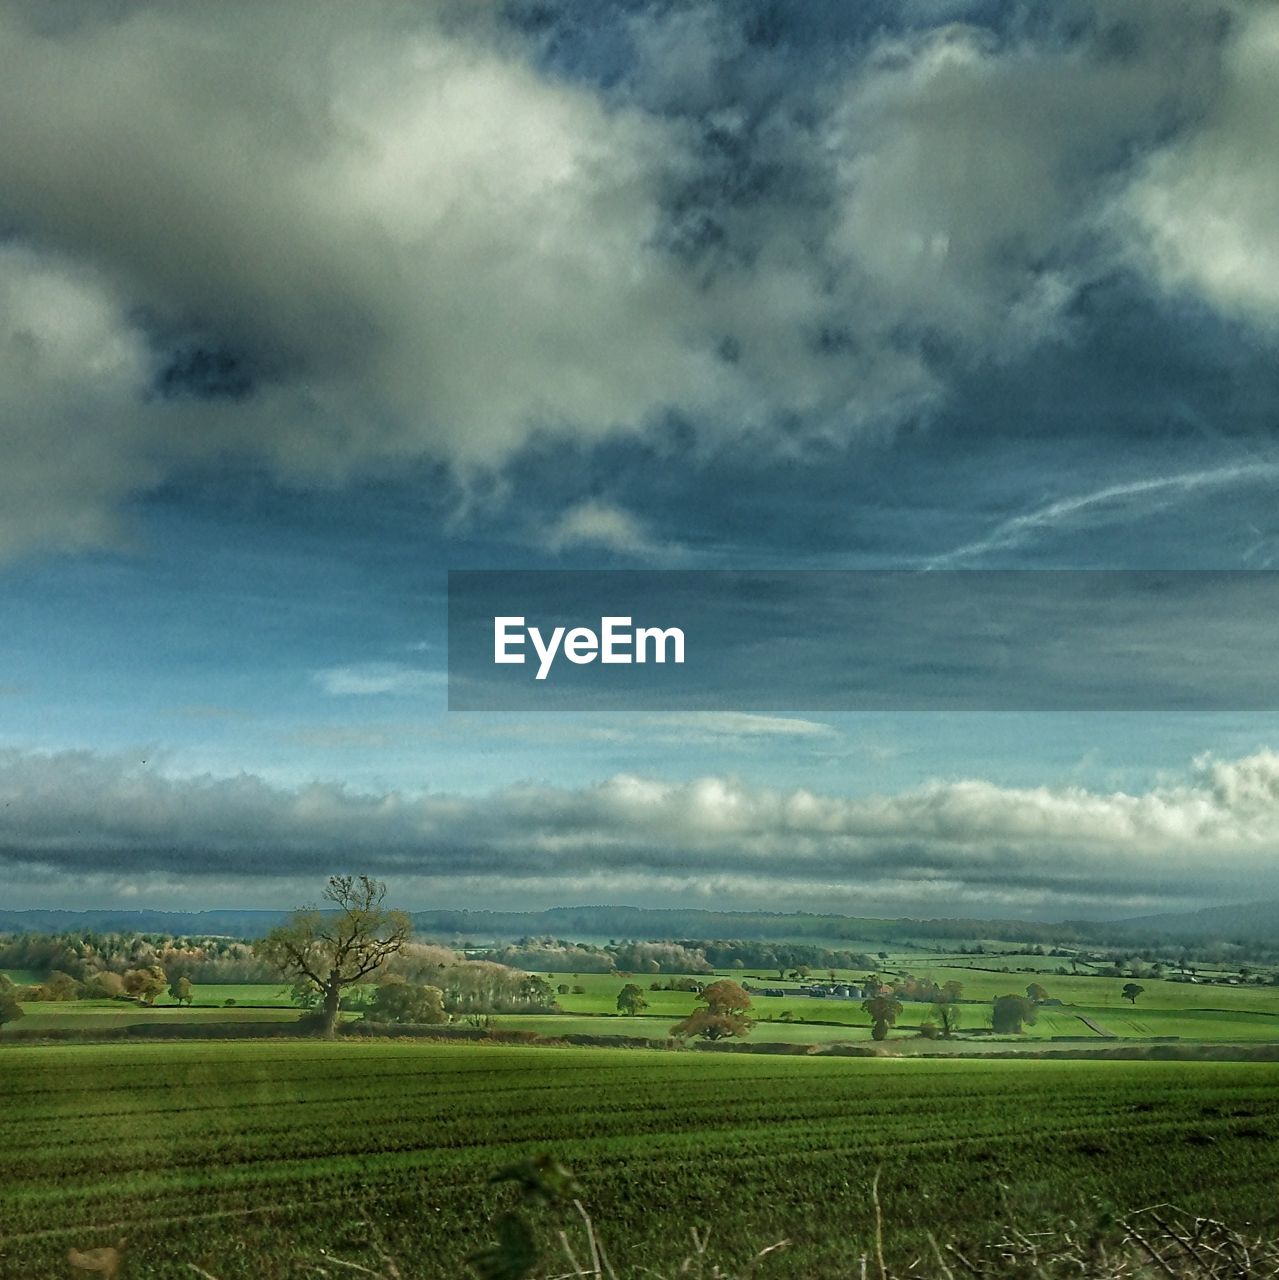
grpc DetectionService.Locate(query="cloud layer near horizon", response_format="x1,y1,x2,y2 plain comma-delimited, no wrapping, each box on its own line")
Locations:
4,746,1279,916
0,0,1272,558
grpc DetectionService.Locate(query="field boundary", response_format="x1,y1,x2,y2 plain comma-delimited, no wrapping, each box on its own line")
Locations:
6,1019,1279,1061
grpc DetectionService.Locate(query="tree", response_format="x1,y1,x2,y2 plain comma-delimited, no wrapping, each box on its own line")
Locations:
700,979,751,1012
123,966,167,1004
616,983,648,1016
991,994,1038,1033
941,980,964,1002
170,976,194,1007
370,978,446,1024
671,1007,752,1041
671,978,753,1041
932,1000,962,1039
255,875,412,1036
862,994,903,1041
84,970,126,999
1122,982,1145,1005
44,970,83,1001
0,979,22,1035
1026,982,1049,1003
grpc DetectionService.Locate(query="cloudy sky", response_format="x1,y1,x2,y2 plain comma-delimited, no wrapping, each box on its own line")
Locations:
4,0,1279,918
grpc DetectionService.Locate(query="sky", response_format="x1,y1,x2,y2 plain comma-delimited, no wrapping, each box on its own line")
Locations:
4,0,1279,919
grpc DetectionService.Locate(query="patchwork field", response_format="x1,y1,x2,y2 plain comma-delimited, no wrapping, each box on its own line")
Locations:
493,968,1279,1044
3,1041,1279,1279
9,967,1279,1044
5,982,301,1031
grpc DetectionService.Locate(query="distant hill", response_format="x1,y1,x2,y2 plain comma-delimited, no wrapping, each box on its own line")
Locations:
1113,900,1279,945
0,903,1041,942
0,900,1274,947
0,908,290,937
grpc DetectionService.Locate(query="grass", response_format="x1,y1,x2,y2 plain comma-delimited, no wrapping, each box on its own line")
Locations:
0,970,45,986
4,1040,1279,1278
491,1013,880,1043
11,1002,298,1031
11,967,1279,1045
6,983,305,1032
522,970,1279,1044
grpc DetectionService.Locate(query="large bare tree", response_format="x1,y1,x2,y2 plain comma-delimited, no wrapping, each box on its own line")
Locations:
256,875,411,1036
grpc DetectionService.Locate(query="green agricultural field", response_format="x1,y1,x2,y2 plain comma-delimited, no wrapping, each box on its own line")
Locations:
492,1013,880,1043
10,1002,299,1032
541,972,702,1017
4,1041,1279,1279
543,969,1279,1045
5,984,318,1033
0,970,44,986
179,982,300,1008
1035,1005,1279,1042
11,967,1279,1046
911,966,1279,1009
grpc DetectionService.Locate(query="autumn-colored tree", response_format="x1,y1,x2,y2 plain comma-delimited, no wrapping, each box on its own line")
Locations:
1026,982,1049,1003
123,966,167,1004
1122,982,1145,1005
84,971,126,1000
671,978,753,1041
169,976,194,1007
616,983,648,1016
39,970,82,1002
941,979,964,1002
255,875,412,1036
862,994,903,1041
701,979,751,1012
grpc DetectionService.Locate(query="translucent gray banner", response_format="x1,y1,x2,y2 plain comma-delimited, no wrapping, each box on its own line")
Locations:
447,570,1279,711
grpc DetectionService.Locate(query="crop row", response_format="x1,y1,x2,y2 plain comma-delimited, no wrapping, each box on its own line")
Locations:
3,1043,1279,1279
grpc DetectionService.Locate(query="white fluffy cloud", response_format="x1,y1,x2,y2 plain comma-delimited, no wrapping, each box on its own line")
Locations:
0,1,742,555
0,246,158,556
827,9,1219,355
1124,6,1279,322
0,0,1244,558
542,500,660,556
3,747,1279,914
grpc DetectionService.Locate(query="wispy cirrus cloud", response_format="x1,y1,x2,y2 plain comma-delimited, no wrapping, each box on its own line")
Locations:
312,664,445,697
929,460,1279,567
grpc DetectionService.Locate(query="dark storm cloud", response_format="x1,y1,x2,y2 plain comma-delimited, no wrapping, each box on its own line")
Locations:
4,746,1279,914
0,0,1267,561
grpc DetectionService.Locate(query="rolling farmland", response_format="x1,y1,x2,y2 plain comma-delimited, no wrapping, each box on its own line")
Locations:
4,1041,1279,1278
9,966,1279,1044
